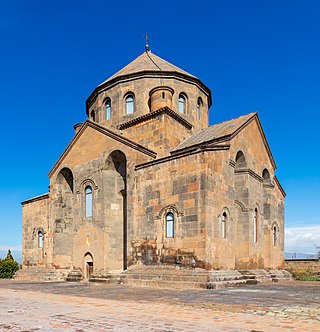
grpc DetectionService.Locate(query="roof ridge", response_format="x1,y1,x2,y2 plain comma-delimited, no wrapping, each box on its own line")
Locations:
211,112,257,128
172,112,257,152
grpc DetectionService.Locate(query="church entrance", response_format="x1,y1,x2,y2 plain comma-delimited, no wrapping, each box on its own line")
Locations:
84,252,94,279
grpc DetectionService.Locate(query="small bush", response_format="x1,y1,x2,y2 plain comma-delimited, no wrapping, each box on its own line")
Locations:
0,250,19,279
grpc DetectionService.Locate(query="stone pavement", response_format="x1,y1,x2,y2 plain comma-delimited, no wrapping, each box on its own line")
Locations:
0,280,319,331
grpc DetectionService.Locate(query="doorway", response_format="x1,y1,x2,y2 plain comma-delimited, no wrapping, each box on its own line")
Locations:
84,252,94,279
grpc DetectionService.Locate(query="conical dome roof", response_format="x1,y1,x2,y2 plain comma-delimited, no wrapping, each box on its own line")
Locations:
98,51,197,86
86,51,212,111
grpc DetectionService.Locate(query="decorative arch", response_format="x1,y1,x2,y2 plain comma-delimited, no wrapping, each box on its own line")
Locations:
56,167,74,193
156,204,184,220
262,168,272,185
78,178,98,193
105,150,127,179
105,150,127,270
234,200,249,212
235,151,247,170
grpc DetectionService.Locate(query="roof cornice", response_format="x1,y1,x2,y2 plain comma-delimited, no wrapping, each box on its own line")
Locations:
253,114,277,170
117,106,193,131
22,193,49,205
86,70,212,112
48,120,157,178
171,136,231,156
274,175,286,197
135,144,230,170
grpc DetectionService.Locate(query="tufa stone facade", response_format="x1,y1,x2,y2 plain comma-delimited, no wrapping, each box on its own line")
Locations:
21,51,285,279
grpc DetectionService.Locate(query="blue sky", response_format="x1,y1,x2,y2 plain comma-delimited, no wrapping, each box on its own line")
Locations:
0,0,320,259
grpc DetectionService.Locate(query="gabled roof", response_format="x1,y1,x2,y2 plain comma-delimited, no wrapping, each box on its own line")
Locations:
172,112,277,169
173,113,256,151
48,120,157,178
99,52,196,86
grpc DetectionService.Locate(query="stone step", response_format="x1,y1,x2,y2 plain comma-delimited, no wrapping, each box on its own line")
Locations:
209,270,243,282
66,270,83,282
207,279,249,289
125,278,208,289
125,273,208,283
14,267,70,282
89,273,124,284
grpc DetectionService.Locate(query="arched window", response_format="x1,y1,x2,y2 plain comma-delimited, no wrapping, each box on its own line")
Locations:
253,208,258,243
105,99,111,120
90,110,95,122
178,94,186,114
38,230,43,248
85,186,93,218
197,97,203,120
125,94,134,114
166,212,174,238
273,225,277,246
222,212,227,239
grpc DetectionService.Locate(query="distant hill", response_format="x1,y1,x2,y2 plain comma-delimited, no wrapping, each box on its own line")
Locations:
285,252,317,260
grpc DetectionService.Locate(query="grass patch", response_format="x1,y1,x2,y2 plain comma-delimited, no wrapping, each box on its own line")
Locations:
294,275,320,281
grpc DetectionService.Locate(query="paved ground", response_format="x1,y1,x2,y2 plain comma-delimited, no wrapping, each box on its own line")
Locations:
0,280,319,331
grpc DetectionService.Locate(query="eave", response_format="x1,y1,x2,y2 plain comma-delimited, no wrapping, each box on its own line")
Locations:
21,193,49,206
86,70,212,113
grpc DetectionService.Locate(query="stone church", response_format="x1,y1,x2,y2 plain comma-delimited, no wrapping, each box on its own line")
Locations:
20,49,285,282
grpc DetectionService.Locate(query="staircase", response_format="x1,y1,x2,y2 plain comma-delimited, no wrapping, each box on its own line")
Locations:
66,269,83,282
14,267,70,282
238,269,292,284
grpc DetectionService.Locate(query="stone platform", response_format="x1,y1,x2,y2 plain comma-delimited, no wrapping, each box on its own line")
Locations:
15,265,291,289
89,265,292,289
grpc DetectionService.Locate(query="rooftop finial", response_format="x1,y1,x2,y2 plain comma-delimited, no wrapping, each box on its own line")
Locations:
144,33,150,52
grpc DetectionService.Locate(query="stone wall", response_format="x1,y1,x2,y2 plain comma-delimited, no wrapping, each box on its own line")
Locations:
285,259,320,275
132,151,206,268
87,75,209,134
22,194,50,267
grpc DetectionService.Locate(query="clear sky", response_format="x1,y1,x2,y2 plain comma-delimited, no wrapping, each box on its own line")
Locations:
1,0,319,259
